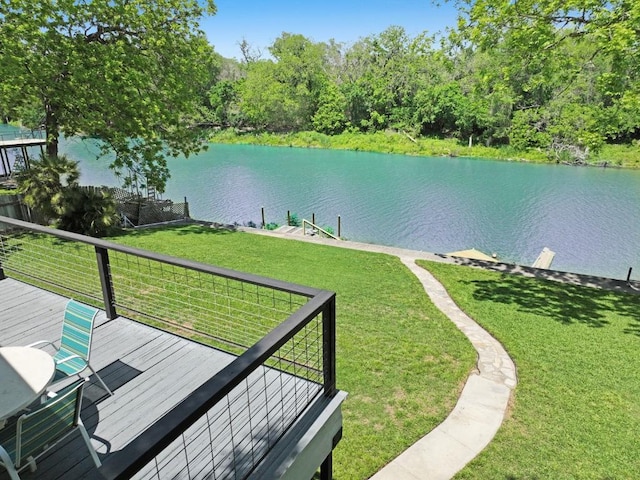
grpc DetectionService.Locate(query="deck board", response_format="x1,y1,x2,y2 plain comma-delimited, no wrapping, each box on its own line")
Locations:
0,277,319,480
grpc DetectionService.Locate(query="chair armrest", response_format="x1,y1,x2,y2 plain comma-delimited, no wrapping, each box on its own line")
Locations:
0,444,14,470
27,340,58,350
55,354,85,366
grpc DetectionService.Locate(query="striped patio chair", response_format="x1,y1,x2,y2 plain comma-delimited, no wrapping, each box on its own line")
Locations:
0,379,101,479
28,299,113,396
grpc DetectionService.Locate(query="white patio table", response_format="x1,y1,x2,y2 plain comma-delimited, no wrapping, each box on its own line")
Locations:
0,346,55,428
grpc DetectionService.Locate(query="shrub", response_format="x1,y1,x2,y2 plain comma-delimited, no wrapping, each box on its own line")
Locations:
56,187,119,237
288,213,301,227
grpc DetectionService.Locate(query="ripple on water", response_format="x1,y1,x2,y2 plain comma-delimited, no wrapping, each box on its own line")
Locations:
56,138,640,280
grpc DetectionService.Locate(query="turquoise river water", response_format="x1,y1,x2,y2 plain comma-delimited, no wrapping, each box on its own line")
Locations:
2,125,638,280
58,136,640,281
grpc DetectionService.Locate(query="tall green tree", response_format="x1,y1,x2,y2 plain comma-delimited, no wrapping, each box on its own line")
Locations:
453,0,640,148
239,33,328,131
341,26,436,132
0,0,217,192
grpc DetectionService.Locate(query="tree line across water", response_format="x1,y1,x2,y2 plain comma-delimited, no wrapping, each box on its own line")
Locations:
1,0,639,194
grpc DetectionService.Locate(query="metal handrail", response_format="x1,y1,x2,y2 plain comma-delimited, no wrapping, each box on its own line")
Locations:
302,219,340,240
0,215,338,480
0,215,320,297
98,290,336,480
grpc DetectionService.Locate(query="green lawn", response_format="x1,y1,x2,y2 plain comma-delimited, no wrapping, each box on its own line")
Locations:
6,221,638,477
420,260,640,479
109,225,476,479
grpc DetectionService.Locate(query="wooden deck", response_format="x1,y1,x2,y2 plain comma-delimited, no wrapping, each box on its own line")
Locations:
0,278,285,479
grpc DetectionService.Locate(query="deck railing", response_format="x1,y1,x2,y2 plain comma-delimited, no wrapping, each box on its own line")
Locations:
0,129,45,142
0,215,337,479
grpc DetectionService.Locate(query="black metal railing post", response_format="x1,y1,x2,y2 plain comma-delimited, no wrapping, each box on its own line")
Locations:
322,293,337,396
0,229,6,280
320,452,333,480
95,246,117,319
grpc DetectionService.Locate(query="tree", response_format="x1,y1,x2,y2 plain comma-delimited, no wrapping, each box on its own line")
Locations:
208,80,242,127
312,81,348,134
455,0,640,62
0,0,217,192
453,0,640,147
239,33,328,131
341,27,436,132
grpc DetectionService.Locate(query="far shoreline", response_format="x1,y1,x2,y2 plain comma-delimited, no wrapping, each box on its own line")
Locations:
208,129,640,170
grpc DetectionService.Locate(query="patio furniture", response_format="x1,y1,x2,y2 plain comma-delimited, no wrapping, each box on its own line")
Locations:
0,347,56,428
0,379,101,479
28,299,113,396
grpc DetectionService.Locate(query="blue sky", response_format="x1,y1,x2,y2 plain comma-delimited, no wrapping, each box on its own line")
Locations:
200,0,460,59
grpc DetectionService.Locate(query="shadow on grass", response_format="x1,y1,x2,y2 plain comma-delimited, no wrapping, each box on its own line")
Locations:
436,254,640,294
465,273,640,334
107,221,239,239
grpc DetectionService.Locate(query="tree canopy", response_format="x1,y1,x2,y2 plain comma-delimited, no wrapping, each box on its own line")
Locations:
0,0,217,192
210,4,639,162
3,1,639,171
451,0,640,152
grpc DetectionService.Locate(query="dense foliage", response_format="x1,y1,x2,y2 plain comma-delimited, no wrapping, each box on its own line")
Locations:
0,0,217,191
202,1,640,164
17,155,118,236
2,0,639,179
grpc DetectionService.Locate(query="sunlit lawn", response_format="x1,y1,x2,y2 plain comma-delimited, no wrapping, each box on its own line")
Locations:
110,225,476,479
420,260,640,479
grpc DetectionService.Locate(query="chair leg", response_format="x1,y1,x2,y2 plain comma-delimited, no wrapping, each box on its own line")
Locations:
88,365,114,396
0,445,21,480
77,421,102,468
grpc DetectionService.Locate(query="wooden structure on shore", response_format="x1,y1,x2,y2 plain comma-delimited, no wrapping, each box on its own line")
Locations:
0,136,46,180
448,248,498,262
531,247,556,269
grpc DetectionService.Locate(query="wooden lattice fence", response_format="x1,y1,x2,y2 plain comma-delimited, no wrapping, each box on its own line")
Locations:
81,186,190,227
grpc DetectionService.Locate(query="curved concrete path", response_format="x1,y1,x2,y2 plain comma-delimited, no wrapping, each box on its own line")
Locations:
370,256,517,480
237,228,518,479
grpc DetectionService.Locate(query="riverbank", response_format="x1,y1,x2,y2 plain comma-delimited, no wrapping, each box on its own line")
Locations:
209,130,640,169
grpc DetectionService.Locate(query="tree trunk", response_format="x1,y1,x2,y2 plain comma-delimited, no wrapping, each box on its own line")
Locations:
45,102,59,158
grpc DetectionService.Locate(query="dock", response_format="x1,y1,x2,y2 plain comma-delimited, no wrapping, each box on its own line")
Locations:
447,248,498,262
275,225,304,236
0,135,46,177
532,247,555,269
0,138,46,149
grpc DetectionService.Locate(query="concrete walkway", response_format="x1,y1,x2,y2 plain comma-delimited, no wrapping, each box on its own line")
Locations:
238,227,518,479
370,256,517,479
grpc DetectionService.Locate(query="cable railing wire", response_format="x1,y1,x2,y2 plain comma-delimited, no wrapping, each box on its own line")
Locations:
0,216,337,479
